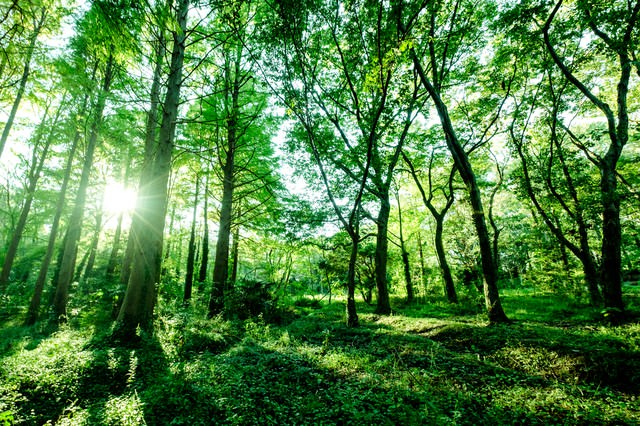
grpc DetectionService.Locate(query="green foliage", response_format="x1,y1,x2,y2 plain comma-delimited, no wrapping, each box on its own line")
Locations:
1,289,639,425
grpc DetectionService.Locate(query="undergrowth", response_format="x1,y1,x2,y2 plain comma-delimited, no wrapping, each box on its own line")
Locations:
0,289,638,425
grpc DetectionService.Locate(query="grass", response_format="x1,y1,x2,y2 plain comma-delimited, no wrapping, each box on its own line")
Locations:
0,289,639,425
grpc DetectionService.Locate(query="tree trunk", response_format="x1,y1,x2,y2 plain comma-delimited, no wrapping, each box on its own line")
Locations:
52,54,114,323
116,0,189,337
346,234,359,327
106,158,131,279
119,35,165,288
197,173,209,289
208,152,233,316
374,197,392,314
82,208,103,283
409,49,509,323
25,93,87,325
230,225,239,285
435,217,457,303
0,8,46,159
0,97,60,287
395,190,414,304
184,176,199,304
208,49,241,318
600,158,624,312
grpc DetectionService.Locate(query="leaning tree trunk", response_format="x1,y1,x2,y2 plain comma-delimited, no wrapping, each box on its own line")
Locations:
409,49,508,323
52,54,114,323
0,97,61,287
115,0,189,337
25,94,87,325
0,8,46,159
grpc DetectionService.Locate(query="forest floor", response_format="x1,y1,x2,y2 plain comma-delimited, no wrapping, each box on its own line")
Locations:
1,287,639,425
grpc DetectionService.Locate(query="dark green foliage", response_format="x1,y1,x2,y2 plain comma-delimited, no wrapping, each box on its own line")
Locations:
1,289,639,425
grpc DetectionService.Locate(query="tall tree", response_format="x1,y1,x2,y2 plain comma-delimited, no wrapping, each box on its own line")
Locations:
395,0,509,323
184,174,199,303
543,0,640,319
0,4,47,159
116,0,190,336
0,93,64,287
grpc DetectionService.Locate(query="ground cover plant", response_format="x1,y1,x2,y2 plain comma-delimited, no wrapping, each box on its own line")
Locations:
1,288,639,425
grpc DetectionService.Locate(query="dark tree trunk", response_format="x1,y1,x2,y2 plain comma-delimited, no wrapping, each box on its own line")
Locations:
208,49,241,318
409,49,509,324
230,225,239,285
395,189,414,304
52,54,114,323
208,153,233,316
184,176,200,304
374,198,392,314
197,174,209,289
346,234,360,327
115,0,189,337
435,217,457,303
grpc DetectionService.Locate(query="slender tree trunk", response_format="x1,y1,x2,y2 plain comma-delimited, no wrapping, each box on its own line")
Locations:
409,49,508,323
116,0,189,336
418,232,426,297
0,8,46,159
346,234,359,327
374,197,392,314
1,97,61,287
435,217,457,303
208,52,241,318
230,225,239,284
395,191,414,304
119,35,165,288
52,54,114,323
82,208,103,283
25,94,87,325
184,176,199,303
197,173,209,289
106,157,131,279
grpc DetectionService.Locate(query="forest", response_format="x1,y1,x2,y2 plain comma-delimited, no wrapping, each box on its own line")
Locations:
0,0,639,424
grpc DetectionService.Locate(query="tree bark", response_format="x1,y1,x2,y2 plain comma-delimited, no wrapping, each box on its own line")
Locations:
435,217,457,303
395,190,414,303
115,0,189,337
346,234,360,327
197,172,209,288
230,224,239,285
208,47,242,318
184,175,199,303
374,197,392,314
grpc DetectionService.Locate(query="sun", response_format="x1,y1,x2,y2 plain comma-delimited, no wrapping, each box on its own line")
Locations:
103,181,137,216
